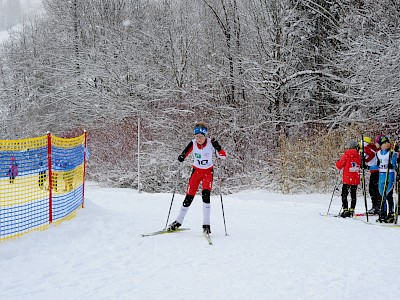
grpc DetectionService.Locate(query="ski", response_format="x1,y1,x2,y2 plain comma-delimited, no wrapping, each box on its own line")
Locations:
320,211,400,227
203,232,213,245
352,214,400,226
361,220,400,228
320,212,376,219
319,212,341,218
354,212,378,217
140,228,190,237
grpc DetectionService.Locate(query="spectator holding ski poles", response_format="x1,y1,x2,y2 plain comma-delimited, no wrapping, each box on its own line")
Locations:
375,135,397,223
335,140,361,218
167,122,226,234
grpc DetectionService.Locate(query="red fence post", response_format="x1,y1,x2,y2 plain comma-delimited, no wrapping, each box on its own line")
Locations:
47,132,53,223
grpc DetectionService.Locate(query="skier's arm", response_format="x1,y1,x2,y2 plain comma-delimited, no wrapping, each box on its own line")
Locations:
335,153,346,170
178,141,193,162
211,138,226,159
363,147,375,163
389,152,397,170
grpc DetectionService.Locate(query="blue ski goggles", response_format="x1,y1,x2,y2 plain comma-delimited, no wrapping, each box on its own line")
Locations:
194,126,208,135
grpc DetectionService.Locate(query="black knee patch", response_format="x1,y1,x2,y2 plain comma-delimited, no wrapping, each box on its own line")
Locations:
183,195,194,207
202,189,210,203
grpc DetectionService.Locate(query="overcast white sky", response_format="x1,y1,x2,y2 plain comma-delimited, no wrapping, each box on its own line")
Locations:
0,0,43,41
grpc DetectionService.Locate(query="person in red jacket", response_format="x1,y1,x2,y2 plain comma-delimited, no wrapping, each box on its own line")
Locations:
335,140,361,217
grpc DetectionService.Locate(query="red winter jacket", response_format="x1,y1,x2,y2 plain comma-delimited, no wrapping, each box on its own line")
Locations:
363,143,379,173
336,148,361,185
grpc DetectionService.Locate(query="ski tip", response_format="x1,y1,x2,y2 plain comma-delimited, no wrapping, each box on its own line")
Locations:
140,227,190,237
203,233,213,245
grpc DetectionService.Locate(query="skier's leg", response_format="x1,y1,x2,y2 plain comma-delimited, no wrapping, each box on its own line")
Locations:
349,185,357,216
174,169,202,225
175,194,195,225
202,189,211,226
341,184,349,210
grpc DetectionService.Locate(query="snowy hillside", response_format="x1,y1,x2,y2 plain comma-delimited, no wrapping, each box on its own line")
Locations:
1,182,400,300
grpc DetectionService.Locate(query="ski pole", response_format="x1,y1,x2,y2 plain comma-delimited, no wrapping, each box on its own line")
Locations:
217,167,228,236
219,190,228,236
338,206,343,217
394,152,399,224
214,151,228,236
361,133,369,222
326,172,341,216
395,178,399,224
164,166,181,230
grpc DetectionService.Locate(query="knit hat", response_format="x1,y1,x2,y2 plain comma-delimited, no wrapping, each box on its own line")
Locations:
378,135,390,146
347,140,358,149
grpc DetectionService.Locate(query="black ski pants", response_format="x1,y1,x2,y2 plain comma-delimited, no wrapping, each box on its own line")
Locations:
369,172,380,209
341,184,358,210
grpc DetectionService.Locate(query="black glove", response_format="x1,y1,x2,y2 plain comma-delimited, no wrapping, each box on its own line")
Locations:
211,138,222,151
388,163,394,169
178,154,185,162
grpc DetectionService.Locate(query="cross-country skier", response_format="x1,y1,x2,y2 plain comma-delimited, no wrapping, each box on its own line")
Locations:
167,122,226,234
335,140,361,218
360,136,380,214
375,135,397,223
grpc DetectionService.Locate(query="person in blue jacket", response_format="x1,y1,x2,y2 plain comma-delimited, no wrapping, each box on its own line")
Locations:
375,136,397,223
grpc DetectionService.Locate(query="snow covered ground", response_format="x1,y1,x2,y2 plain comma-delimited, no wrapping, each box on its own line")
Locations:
1,182,400,300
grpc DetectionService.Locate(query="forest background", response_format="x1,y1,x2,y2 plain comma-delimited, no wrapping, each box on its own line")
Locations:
0,0,399,195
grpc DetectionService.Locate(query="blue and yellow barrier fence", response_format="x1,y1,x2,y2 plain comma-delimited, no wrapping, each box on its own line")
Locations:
0,132,88,241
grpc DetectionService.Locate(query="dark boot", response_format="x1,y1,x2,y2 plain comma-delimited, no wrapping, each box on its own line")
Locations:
384,212,395,223
377,210,387,223
167,221,181,231
349,208,355,217
202,225,211,234
341,209,351,218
